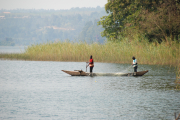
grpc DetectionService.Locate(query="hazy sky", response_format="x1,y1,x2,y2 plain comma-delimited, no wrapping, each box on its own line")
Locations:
0,0,107,10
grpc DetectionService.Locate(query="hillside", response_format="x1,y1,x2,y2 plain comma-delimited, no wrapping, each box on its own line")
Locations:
0,7,107,45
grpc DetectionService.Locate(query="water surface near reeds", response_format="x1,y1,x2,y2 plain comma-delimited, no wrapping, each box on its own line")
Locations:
0,60,179,120
0,46,27,53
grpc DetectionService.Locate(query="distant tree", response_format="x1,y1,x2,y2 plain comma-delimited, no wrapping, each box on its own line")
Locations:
78,20,105,43
0,8,107,45
0,38,15,46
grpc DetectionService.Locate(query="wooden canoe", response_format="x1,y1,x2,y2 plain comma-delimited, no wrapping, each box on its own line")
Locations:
62,70,148,76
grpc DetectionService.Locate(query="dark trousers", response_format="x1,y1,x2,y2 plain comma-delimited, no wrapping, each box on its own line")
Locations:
90,67,93,73
134,66,138,72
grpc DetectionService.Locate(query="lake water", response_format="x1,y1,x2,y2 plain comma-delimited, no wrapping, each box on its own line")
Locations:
0,60,180,120
0,46,27,53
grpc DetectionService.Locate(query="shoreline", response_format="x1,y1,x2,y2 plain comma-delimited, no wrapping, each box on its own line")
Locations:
0,52,178,67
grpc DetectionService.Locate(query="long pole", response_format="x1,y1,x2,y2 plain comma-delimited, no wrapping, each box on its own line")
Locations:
86,62,89,72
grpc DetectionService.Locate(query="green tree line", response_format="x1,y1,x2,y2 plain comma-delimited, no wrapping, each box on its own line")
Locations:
98,0,180,43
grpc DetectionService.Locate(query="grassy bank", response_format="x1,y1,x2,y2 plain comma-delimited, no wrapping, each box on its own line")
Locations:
0,53,30,60
0,40,180,66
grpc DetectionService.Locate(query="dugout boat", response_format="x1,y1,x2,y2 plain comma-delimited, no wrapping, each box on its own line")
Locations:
62,70,148,76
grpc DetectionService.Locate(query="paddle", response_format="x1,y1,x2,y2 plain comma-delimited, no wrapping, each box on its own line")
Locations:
121,65,132,73
86,62,89,72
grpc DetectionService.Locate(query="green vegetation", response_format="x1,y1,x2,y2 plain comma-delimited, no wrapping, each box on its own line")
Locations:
176,63,180,90
1,39,179,66
98,0,180,43
78,19,105,43
0,53,30,60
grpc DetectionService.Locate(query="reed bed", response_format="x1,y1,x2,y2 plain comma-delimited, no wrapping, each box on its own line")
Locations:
0,40,179,66
20,40,179,66
0,53,30,60
175,62,180,90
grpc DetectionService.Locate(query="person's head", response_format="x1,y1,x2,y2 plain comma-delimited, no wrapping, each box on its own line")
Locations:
90,55,92,59
132,56,135,60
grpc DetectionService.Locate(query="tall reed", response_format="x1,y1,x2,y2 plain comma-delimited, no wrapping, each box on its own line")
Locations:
0,39,179,67
21,40,180,67
175,62,180,90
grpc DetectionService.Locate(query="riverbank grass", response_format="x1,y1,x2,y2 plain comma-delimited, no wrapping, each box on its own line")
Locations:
0,53,30,60
175,63,180,90
0,40,179,66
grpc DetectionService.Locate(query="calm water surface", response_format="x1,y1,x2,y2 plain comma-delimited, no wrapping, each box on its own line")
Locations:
0,60,179,120
0,46,27,53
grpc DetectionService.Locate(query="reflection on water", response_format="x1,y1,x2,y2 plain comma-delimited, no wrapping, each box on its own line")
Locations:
0,60,179,120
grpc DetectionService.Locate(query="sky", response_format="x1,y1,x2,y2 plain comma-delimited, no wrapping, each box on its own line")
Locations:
0,0,107,10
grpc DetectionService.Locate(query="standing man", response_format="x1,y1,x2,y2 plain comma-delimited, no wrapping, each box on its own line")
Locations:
132,56,138,72
89,55,94,75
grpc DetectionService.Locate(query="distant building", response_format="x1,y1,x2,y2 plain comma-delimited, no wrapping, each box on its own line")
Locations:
0,16,5,19
3,12,11,14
